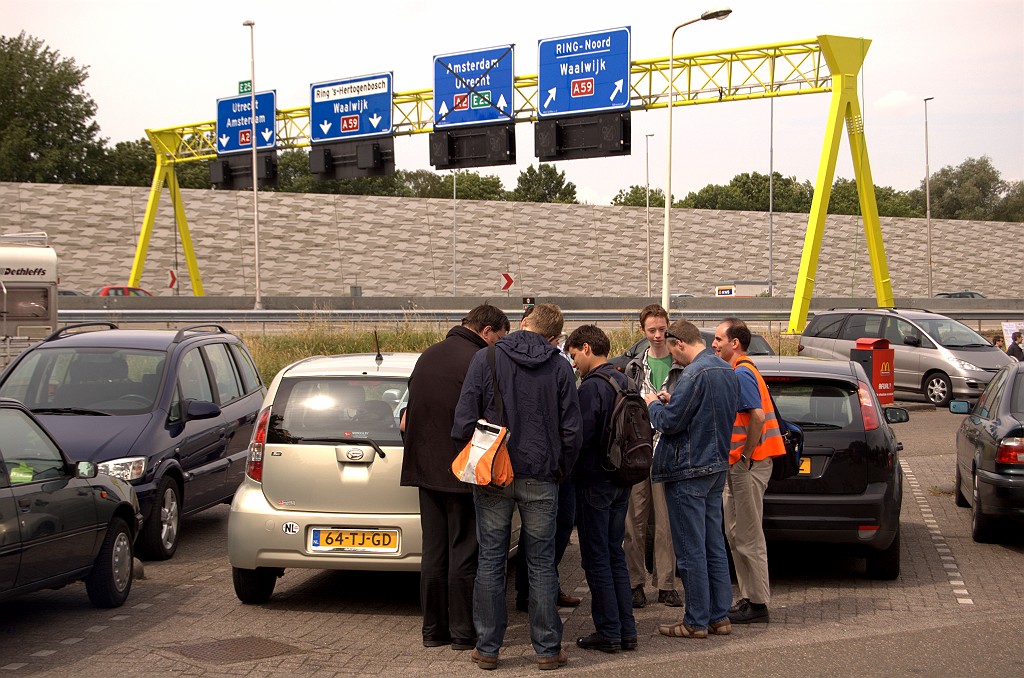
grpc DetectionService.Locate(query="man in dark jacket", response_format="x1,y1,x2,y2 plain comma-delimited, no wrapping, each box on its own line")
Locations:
452,303,582,671
401,304,510,650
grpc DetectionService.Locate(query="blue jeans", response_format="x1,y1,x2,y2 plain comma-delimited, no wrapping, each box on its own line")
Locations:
576,478,636,643
516,477,575,601
662,471,732,630
473,478,561,658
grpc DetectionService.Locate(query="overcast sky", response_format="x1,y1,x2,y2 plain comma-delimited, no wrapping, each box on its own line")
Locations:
5,0,1022,204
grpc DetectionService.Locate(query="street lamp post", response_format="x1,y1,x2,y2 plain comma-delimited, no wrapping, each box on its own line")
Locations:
924,96,934,299
243,19,261,310
769,96,774,297
662,8,732,310
645,133,654,298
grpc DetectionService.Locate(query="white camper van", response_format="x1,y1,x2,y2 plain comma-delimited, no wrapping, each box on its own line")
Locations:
1,232,58,368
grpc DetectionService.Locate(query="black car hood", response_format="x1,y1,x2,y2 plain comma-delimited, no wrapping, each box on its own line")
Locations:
37,413,152,462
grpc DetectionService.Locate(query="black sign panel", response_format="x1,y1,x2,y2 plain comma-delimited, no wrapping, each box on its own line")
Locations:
429,123,516,170
534,111,631,161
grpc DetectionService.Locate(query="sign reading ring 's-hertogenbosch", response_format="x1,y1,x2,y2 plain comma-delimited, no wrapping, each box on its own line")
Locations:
310,72,393,142
433,45,515,128
538,27,630,118
216,91,277,155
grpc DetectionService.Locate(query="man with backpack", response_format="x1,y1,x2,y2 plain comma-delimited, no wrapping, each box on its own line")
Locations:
712,317,787,624
565,325,640,654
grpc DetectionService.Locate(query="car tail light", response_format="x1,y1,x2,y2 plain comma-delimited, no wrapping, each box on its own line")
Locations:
857,381,879,431
996,437,1024,464
246,406,272,482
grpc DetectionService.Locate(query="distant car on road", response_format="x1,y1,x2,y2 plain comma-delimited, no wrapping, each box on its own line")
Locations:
57,288,87,296
950,361,1024,542
934,291,986,299
0,398,141,607
92,286,152,297
0,322,265,561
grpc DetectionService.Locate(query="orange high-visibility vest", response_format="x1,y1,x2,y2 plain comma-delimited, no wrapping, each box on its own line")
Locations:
730,357,786,465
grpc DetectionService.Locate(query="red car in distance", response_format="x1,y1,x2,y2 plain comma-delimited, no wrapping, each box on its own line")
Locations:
92,286,153,297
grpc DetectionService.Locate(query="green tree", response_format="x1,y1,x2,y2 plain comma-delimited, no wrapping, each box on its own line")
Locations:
101,138,154,186
509,164,577,203
679,184,750,210
444,170,506,201
611,184,667,207
0,32,108,183
917,156,1007,220
993,181,1024,222
404,169,447,198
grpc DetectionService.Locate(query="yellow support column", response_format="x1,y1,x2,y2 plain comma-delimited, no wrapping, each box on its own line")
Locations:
167,169,204,296
787,35,893,333
128,162,168,288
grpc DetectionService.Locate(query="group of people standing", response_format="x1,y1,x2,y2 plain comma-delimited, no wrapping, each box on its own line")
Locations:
400,302,785,670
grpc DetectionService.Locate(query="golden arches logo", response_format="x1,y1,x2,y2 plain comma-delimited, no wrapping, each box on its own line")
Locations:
880,361,892,374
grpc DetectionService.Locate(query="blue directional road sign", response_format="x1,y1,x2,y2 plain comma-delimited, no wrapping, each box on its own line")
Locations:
537,27,630,118
433,45,514,128
216,90,277,155
310,72,393,142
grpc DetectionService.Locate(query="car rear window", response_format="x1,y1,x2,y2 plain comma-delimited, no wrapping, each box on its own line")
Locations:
267,377,407,446
803,314,845,340
766,377,861,432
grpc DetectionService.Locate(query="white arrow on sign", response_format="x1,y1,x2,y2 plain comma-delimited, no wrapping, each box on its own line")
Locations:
320,121,332,134
260,128,273,143
610,79,623,101
437,101,449,118
369,113,382,129
543,88,557,108
497,93,508,111
219,134,230,147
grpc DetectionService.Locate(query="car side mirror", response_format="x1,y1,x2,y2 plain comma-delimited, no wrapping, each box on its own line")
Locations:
948,400,971,415
883,407,910,424
75,461,98,479
903,335,921,347
185,400,221,421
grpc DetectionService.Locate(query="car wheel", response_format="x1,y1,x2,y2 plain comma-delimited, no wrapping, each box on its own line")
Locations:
85,517,134,608
232,566,280,604
971,471,998,543
924,372,953,407
865,528,900,580
954,461,969,508
138,476,181,560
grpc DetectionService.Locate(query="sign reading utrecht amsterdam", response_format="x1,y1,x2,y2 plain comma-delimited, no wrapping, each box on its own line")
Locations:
537,27,631,118
310,72,393,143
215,90,277,155
433,45,515,128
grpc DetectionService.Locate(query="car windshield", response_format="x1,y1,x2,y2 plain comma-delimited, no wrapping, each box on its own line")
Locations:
0,347,166,415
766,377,859,431
914,317,991,348
267,377,407,446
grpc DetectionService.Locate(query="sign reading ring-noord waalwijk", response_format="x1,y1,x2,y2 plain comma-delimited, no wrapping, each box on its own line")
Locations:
310,72,393,143
215,90,277,155
537,27,630,118
433,45,515,128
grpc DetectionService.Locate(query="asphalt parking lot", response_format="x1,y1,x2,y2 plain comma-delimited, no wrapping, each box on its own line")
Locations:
2,406,1023,677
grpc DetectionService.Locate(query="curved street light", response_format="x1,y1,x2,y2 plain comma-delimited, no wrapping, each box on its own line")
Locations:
662,8,732,310
242,19,261,310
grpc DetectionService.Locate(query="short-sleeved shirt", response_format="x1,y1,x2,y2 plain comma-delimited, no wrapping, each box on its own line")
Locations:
647,354,673,392
735,364,762,412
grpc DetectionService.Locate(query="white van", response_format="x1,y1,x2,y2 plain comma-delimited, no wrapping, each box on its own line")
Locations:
1,232,58,368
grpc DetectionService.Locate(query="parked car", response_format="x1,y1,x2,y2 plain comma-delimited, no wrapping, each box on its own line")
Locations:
950,362,1024,542
934,291,986,299
797,308,1012,406
0,398,142,607
228,352,521,604
57,288,87,296
756,356,910,579
608,327,775,371
0,322,265,560
92,286,152,297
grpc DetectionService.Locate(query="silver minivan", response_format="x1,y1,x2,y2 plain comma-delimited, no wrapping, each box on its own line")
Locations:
797,308,1013,406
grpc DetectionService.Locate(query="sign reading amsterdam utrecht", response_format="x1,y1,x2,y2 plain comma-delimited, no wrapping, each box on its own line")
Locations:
215,91,277,155
433,45,514,128
537,27,630,118
310,72,393,142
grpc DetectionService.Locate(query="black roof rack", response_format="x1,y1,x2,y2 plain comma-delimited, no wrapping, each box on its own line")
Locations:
42,322,118,343
172,324,229,344
825,306,933,314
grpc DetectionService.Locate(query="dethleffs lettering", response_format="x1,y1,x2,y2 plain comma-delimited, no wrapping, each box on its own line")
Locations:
559,58,607,76
2,267,48,276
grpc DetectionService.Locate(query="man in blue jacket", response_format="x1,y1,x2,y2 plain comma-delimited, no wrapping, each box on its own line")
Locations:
643,319,739,640
453,303,582,671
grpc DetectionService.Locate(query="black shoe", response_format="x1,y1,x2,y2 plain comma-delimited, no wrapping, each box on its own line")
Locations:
576,633,619,653
452,640,476,651
631,585,647,609
728,599,769,624
423,637,451,648
658,589,682,607
620,637,638,651
728,597,749,614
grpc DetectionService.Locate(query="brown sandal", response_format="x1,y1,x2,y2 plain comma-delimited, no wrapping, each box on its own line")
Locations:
710,618,732,635
657,622,708,639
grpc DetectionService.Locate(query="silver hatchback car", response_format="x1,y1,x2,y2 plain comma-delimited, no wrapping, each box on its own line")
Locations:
798,308,1013,406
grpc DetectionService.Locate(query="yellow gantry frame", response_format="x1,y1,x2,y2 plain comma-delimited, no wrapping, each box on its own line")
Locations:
135,34,892,330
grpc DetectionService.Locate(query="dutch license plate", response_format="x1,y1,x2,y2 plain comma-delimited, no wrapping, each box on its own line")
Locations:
798,457,812,475
310,528,399,553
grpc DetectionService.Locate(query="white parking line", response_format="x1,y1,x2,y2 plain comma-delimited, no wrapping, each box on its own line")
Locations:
900,460,974,605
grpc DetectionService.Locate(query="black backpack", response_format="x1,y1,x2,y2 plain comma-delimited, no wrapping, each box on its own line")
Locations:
593,372,655,487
